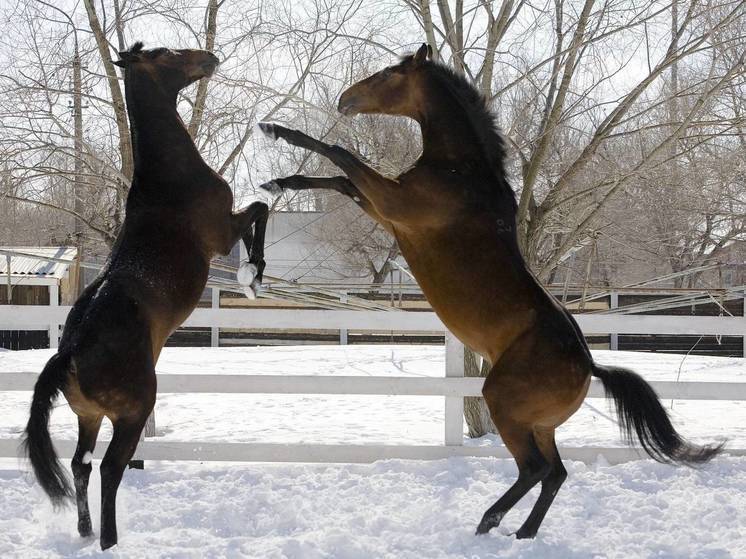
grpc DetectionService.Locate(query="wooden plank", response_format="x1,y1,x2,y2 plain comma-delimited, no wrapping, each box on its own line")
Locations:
577,314,746,336
444,332,465,445
2,306,745,335
2,439,742,466
2,372,746,400
48,284,59,349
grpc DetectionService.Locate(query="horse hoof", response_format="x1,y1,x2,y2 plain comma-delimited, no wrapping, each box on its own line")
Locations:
100,537,117,551
237,261,257,286
78,523,93,538
475,523,492,536
259,180,283,196
258,122,278,141
249,279,262,299
514,528,537,540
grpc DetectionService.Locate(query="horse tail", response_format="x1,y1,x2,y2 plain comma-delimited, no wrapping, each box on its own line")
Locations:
22,352,73,506
591,363,724,465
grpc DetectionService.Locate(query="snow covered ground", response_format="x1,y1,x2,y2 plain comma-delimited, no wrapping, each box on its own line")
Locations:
1,346,745,557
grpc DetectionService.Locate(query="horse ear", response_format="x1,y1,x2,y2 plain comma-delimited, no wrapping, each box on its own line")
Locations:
427,44,433,59
113,59,127,68
413,43,429,66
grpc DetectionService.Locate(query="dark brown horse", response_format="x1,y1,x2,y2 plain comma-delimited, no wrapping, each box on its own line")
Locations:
23,43,268,550
259,44,724,539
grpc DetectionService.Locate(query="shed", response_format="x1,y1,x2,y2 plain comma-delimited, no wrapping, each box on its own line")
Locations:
0,246,77,349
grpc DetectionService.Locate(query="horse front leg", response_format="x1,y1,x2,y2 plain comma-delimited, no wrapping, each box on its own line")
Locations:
230,201,269,299
261,175,393,234
258,123,404,221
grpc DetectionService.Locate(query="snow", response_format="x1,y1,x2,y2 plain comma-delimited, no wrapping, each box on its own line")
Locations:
2,457,745,558
1,345,744,557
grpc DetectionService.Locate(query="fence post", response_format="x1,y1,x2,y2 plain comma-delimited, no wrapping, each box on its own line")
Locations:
610,291,619,350
340,293,348,345
444,331,464,446
211,287,219,348
48,283,59,349
5,255,11,304
742,289,745,360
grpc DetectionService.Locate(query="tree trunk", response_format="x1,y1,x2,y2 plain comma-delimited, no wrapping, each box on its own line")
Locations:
463,347,495,438
72,39,85,296
83,0,132,240
187,0,219,139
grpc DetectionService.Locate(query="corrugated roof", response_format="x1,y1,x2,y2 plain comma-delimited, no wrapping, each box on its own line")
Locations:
0,247,77,279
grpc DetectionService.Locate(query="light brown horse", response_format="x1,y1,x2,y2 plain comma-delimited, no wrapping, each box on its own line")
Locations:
259,44,723,539
24,43,268,550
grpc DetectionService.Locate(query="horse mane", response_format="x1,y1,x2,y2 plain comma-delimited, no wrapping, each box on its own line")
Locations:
128,41,145,54
401,54,516,213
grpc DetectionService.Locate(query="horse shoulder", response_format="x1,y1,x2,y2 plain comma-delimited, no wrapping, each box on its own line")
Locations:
396,165,471,218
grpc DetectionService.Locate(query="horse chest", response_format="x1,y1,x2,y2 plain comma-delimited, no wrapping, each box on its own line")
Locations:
395,228,534,360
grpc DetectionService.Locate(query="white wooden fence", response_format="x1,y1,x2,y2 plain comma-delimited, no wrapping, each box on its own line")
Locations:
1,305,744,465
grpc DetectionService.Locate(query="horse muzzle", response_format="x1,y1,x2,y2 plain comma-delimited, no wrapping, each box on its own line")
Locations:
337,94,361,116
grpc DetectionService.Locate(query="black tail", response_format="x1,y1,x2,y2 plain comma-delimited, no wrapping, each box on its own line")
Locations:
22,352,73,506
592,364,724,465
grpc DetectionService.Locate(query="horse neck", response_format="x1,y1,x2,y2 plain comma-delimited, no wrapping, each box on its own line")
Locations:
124,70,202,179
416,76,485,168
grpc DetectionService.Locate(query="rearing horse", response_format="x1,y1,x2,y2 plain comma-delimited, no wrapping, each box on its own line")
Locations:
24,43,268,550
259,44,723,539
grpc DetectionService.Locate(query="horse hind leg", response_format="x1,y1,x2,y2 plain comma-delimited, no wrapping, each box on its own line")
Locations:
71,415,103,537
475,420,551,535
514,428,567,539
99,414,149,550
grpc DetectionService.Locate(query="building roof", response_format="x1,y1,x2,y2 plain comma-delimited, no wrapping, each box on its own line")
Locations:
0,247,77,279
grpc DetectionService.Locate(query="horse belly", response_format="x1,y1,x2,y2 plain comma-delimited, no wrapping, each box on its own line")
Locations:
396,232,534,362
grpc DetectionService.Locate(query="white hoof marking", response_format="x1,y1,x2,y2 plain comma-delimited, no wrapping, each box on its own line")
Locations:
237,261,257,287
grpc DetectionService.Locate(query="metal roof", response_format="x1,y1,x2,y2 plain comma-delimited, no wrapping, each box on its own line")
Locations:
0,247,77,279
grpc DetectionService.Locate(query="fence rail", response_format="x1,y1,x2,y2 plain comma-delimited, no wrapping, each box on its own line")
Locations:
1,305,744,465
2,305,746,335
3,372,746,400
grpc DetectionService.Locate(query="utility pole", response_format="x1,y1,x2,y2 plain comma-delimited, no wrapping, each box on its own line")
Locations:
40,0,89,297
69,39,88,297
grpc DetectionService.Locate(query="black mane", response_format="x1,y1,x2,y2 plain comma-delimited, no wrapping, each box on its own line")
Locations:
401,54,516,212
129,41,144,54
